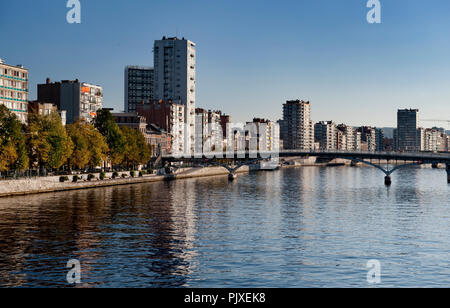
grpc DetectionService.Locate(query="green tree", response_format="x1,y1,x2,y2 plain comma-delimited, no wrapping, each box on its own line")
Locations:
121,126,151,169
0,105,29,171
27,112,73,170
94,109,125,165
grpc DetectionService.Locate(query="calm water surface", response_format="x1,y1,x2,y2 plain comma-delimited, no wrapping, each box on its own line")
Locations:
0,166,449,287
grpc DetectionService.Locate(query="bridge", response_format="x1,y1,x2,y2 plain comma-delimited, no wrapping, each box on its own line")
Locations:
162,150,450,185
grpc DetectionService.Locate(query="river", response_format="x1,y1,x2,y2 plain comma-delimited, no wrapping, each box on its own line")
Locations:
0,166,449,287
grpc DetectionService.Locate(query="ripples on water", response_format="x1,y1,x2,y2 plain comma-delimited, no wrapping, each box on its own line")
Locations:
0,166,449,287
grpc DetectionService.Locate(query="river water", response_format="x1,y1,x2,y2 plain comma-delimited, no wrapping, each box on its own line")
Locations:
0,166,449,288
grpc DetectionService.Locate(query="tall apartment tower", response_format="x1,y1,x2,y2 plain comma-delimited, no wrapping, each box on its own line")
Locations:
124,66,154,113
281,100,314,150
153,37,196,154
0,59,29,123
396,109,420,151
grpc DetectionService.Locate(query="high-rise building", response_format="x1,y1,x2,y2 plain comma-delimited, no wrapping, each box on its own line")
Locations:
246,118,280,152
0,59,29,123
153,37,196,154
375,128,384,152
337,124,357,151
124,66,154,113
38,78,102,124
423,128,445,152
396,109,420,151
281,100,314,150
314,121,337,150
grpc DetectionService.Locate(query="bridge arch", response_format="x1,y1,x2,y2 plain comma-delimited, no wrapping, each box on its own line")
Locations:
350,158,421,176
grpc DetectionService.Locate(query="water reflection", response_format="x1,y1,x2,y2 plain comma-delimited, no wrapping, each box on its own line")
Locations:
0,166,449,287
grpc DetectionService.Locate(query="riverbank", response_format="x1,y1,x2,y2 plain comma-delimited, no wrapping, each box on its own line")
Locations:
0,166,250,198
0,158,440,198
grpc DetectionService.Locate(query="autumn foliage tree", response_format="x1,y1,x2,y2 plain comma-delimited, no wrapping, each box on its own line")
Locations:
26,112,73,170
120,126,151,169
66,121,109,170
0,105,29,172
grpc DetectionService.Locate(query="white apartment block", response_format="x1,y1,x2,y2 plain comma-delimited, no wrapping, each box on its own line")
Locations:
169,103,186,155
337,124,357,151
422,128,446,152
314,121,337,150
0,58,29,123
154,37,196,155
246,119,280,152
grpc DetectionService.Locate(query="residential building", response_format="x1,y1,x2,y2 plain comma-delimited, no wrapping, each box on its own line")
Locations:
220,113,231,140
37,78,103,124
0,59,29,123
111,112,148,135
137,100,185,155
247,118,280,152
28,101,58,117
147,124,171,157
314,121,337,150
124,66,154,113
28,101,67,126
375,128,384,152
422,128,445,152
208,110,223,151
358,126,377,152
153,37,196,154
281,100,314,150
337,124,358,151
336,129,347,151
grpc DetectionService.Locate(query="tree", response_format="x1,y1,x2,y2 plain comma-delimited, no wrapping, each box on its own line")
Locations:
94,109,126,165
27,112,73,170
66,121,109,170
0,105,29,172
121,126,151,169
66,122,90,170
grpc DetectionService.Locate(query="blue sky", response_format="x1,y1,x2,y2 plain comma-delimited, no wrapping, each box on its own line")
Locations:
2,0,450,127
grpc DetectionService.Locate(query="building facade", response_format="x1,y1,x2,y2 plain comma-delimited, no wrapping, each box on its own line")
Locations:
111,112,148,135
247,118,280,152
0,59,29,123
396,109,420,151
314,121,337,150
124,66,154,113
336,124,359,151
137,100,185,155
38,79,103,124
358,126,377,152
153,37,196,154
281,100,314,150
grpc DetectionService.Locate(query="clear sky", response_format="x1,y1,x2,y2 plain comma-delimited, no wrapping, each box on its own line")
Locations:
2,0,450,128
